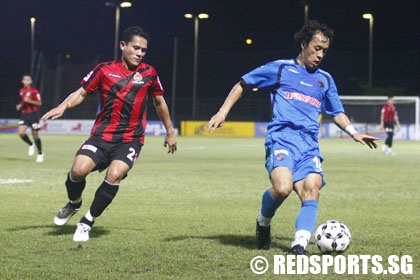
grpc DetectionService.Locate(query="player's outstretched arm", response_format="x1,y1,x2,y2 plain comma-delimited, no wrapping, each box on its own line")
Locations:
333,113,378,149
207,82,244,133
41,87,87,120
153,95,177,154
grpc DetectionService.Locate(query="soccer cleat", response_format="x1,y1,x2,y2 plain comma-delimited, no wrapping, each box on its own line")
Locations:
54,202,81,226
36,153,44,163
381,145,386,153
28,144,35,156
73,223,91,242
256,220,271,250
289,244,307,255
387,148,395,156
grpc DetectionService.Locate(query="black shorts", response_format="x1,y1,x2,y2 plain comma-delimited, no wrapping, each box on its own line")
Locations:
76,137,142,172
384,122,395,132
18,112,41,130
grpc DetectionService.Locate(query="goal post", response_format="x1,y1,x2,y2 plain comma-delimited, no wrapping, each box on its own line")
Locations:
339,95,420,141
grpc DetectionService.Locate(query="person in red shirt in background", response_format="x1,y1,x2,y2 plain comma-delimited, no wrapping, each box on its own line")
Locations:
380,96,400,155
16,74,44,162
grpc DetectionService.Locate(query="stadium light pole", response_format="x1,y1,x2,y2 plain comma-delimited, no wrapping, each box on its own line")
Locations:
363,13,374,90
184,13,209,119
106,1,132,60
299,1,309,23
30,17,36,74
304,3,309,23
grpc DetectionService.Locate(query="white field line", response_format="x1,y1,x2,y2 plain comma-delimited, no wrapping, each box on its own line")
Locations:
0,178,33,184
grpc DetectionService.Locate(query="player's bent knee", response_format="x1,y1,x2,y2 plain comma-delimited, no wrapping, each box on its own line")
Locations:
70,155,96,180
17,129,27,137
70,165,91,181
105,161,130,184
105,169,127,184
271,185,293,199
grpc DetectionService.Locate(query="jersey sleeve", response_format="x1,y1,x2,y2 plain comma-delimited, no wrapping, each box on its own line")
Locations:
381,105,386,114
321,74,345,116
30,87,41,103
33,89,41,103
149,67,164,96
80,63,104,94
241,61,281,91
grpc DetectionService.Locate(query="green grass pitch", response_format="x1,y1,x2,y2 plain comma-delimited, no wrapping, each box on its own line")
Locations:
0,134,419,279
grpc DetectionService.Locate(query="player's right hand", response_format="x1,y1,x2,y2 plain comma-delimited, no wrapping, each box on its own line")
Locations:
16,104,22,111
207,112,226,134
164,133,177,154
352,133,379,149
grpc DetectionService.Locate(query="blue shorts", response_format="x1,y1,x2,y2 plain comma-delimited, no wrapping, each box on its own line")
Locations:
265,128,325,185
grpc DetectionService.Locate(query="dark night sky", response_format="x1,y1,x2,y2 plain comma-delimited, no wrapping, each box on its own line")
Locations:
0,0,419,118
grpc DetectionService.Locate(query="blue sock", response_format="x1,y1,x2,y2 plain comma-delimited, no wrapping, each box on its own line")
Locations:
295,200,318,233
260,189,283,218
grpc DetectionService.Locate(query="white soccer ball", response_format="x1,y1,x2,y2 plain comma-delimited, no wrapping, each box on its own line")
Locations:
314,220,351,254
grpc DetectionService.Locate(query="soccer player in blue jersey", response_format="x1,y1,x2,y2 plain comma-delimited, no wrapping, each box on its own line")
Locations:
208,20,378,255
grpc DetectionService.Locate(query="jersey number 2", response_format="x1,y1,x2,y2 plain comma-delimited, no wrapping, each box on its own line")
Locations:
127,147,136,162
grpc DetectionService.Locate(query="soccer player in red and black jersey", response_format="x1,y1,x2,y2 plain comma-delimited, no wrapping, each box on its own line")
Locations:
16,74,44,162
42,26,177,241
380,96,400,155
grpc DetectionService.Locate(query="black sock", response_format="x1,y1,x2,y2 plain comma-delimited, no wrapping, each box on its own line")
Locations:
65,173,86,207
80,216,94,227
20,134,33,146
89,181,119,218
34,138,42,154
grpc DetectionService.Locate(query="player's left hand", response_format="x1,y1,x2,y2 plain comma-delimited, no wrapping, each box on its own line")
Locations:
164,134,177,154
352,133,378,149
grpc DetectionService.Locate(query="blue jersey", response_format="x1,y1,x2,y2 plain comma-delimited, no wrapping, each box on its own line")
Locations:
241,59,344,136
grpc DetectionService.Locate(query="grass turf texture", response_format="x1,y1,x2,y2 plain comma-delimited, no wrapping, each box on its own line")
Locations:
0,134,418,279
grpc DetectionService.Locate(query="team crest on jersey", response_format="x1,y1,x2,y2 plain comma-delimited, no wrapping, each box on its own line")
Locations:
133,72,144,84
317,79,325,89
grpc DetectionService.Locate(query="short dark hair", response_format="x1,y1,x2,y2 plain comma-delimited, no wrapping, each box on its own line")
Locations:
121,26,149,44
294,20,334,47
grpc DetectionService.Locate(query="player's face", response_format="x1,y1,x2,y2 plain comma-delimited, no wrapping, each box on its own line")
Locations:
299,32,330,71
21,75,32,87
120,35,148,70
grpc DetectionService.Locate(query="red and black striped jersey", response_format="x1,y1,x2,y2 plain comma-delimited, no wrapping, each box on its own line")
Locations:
381,104,398,123
19,86,41,114
81,60,164,144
